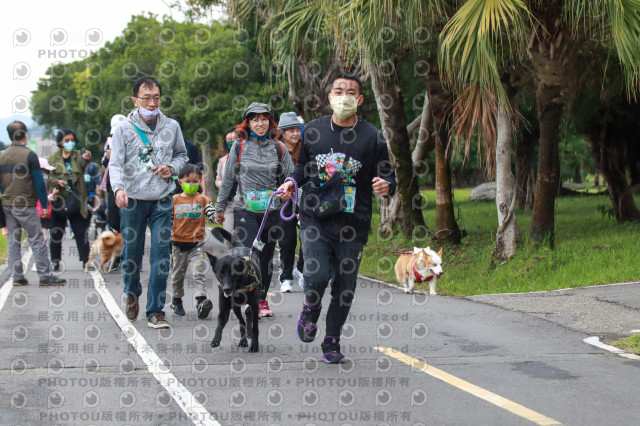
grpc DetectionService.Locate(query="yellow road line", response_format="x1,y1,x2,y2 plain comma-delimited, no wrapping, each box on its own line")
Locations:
374,347,562,426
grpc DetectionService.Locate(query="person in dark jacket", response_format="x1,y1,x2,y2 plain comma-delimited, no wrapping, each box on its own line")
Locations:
274,112,305,293
277,72,397,364
47,129,92,270
0,121,66,286
214,127,239,234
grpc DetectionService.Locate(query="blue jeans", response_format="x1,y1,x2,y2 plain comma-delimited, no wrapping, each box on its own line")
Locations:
120,196,173,319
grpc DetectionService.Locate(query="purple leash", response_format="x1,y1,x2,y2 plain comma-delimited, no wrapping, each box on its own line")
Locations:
251,177,299,255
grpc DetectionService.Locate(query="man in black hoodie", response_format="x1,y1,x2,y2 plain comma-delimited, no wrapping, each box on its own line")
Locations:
277,72,396,363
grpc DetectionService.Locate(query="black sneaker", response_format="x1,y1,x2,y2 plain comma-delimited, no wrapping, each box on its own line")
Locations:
196,298,213,319
296,301,321,343
321,336,345,364
52,261,61,272
171,298,185,316
39,276,67,286
13,278,29,286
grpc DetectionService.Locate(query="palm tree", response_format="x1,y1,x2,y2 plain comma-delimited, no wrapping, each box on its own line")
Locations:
342,0,464,241
440,0,640,248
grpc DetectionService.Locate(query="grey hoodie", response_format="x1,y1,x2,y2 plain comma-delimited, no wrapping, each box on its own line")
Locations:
215,136,294,212
109,109,187,201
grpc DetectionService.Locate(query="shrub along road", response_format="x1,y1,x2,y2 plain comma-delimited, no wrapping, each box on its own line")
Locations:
1,234,639,425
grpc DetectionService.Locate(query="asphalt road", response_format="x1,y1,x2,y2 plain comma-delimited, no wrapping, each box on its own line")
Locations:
1,230,639,426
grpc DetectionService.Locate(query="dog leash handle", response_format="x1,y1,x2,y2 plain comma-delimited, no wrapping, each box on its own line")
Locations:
249,178,298,256
278,177,298,222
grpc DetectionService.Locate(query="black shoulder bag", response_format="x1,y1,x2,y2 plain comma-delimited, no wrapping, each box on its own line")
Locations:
300,155,350,219
51,185,82,217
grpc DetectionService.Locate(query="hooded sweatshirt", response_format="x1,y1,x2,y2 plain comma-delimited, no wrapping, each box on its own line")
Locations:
109,109,188,201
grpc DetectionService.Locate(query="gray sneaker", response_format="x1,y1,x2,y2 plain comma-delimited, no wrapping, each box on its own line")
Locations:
148,314,170,329
39,276,67,286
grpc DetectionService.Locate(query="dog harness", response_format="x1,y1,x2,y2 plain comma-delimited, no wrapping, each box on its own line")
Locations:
401,261,440,284
216,255,261,294
412,264,437,283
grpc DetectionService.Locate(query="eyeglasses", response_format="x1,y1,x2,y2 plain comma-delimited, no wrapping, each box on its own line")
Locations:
136,96,161,104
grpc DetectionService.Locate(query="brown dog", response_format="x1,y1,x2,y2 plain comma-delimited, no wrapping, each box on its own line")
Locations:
85,230,123,273
394,247,443,295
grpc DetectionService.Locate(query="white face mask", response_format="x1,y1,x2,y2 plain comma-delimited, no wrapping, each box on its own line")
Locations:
330,95,359,119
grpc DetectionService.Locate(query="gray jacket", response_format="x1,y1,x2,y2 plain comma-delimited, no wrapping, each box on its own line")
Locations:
109,109,187,201
215,136,294,212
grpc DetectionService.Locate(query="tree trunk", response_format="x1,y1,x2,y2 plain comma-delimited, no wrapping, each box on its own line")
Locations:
201,144,217,202
411,92,434,168
293,52,342,119
585,123,640,223
529,89,562,247
494,105,521,261
370,62,426,236
573,166,582,184
424,55,461,243
515,133,536,210
528,2,569,248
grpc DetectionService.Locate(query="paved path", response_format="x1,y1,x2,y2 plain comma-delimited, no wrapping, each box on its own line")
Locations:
1,230,639,425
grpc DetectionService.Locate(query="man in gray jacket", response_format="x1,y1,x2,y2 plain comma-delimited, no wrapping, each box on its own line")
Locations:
110,76,187,329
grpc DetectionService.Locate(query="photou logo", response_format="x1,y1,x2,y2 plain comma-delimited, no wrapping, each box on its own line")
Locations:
192,391,208,407
12,96,29,114
229,390,246,408
50,28,68,46
48,357,65,375
302,389,319,407
229,357,246,374
13,28,31,46
266,356,284,373
85,28,103,46
120,391,136,408
11,358,28,376
13,62,31,80
191,357,208,374
266,390,283,407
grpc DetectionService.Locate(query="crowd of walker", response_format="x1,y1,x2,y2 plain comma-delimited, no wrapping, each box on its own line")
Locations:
0,72,396,364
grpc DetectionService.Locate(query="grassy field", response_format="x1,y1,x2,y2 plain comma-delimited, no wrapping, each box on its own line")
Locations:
360,190,640,296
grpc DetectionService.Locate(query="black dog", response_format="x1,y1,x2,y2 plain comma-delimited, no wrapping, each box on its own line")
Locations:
206,228,262,353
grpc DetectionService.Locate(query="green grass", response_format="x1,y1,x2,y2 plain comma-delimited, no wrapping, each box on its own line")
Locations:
361,190,640,296
0,234,6,265
611,334,640,355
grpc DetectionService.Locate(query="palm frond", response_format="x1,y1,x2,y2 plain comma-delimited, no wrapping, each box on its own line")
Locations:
439,0,530,106
341,0,451,65
261,0,329,82
565,0,640,98
449,85,498,174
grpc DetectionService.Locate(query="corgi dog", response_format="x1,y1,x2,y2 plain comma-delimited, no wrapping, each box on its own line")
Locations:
85,230,123,273
395,247,444,295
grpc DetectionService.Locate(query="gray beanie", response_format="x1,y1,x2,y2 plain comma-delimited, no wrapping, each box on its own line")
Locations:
278,111,304,130
243,102,273,120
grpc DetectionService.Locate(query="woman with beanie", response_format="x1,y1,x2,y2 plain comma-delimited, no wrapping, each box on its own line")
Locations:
214,103,294,317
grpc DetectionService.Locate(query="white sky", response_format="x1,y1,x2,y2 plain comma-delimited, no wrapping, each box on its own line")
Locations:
1,0,223,118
